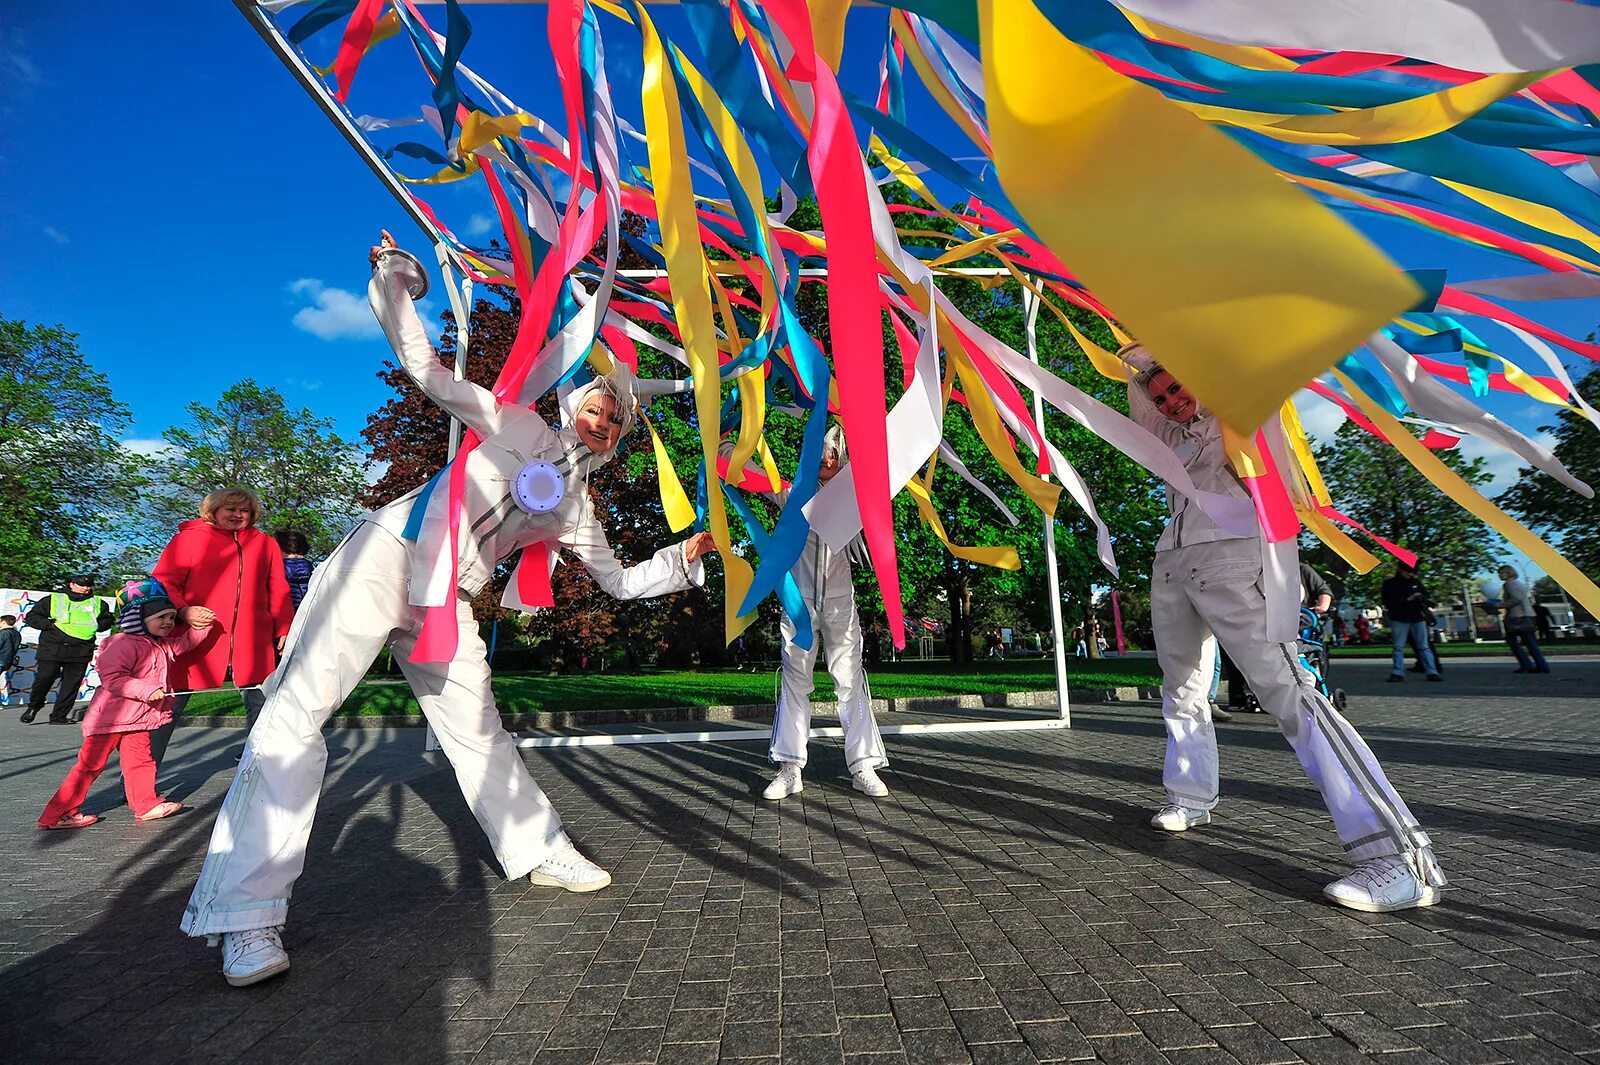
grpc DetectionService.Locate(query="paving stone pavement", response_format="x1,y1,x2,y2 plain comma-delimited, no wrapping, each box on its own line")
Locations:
2,656,1598,1065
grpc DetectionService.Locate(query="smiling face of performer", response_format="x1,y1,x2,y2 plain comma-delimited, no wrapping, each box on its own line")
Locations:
575,392,626,453
1144,369,1200,425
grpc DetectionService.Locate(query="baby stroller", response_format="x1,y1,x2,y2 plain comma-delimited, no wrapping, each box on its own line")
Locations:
1241,608,1348,713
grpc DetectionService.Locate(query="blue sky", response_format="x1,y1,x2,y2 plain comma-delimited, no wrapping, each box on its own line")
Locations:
2,3,1596,581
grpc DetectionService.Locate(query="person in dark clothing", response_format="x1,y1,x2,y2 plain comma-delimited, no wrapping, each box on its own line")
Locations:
0,614,21,706
1535,603,1554,642
1381,561,1440,683
275,530,314,611
1300,564,1333,614
21,575,114,723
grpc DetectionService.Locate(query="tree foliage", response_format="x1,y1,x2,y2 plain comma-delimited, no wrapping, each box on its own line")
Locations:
1498,365,1600,586
1306,420,1495,606
147,380,369,554
0,317,145,586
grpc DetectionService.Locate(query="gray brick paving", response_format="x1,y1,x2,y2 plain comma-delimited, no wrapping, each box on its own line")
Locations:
1,656,1598,1064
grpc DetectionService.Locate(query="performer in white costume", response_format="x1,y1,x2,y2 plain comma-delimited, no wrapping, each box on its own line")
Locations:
1125,344,1446,913
725,429,889,800
182,235,716,986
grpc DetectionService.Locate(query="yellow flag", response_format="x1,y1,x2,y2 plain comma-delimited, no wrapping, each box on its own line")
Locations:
978,0,1421,434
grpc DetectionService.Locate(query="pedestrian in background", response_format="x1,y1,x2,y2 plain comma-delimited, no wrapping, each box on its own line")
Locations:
0,614,20,706
275,530,314,611
21,574,113,724
150,488,294,760
1499,565,1551,674
1381,560,1441,683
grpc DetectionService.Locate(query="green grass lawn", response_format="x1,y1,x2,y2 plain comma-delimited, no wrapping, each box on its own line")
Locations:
184,657,1164,717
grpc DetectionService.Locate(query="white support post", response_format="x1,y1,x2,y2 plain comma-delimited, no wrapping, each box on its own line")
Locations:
1022,285,1071,727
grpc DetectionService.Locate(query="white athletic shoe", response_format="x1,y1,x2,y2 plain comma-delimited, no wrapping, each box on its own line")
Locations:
762,763,803,800
1150,804,1211,832
852,768,889,798
1323,857,1442,913
222,927,290,988
528,837,613,893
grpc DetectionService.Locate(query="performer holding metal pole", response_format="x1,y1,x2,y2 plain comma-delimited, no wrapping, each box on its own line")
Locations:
182,234,716,987
1123,342,1446,913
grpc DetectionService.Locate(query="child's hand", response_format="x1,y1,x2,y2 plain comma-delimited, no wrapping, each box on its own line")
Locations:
181,606,216,627
146,689,167,704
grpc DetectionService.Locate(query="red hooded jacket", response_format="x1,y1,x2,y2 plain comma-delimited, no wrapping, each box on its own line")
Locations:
152,521,293,689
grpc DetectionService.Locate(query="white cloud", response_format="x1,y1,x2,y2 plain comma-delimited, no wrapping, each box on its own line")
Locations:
465,212,495,237
42,225,68,244
1292,388,1346,443
2,37,43,88
122,438,172,457
289,279,382,341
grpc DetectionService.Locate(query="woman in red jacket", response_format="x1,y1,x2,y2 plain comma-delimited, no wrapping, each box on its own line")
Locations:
150,488,293,763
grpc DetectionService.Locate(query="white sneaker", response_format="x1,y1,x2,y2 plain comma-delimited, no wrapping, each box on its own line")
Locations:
1150,804,1211,832
762,763,803,800
1323,857,1442,913
528,837,612,893
222,927,290,988
852,768,889,797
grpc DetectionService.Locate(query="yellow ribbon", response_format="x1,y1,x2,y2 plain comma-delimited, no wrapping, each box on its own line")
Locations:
905,476,1021,571
978,0,1420,435
635,3,756,643
1182,72,1542,146
641,410,697,533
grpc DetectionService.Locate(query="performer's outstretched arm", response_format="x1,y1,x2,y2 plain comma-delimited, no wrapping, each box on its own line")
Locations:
367,233,503,439
564,508,714,601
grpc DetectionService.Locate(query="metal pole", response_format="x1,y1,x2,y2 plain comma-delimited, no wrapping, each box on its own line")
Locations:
1022,285,1071,726
233,1,464,270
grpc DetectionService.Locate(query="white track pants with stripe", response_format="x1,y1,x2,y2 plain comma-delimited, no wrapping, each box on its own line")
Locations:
770,597,887,773
181,522,564,937
1153,539,1442,875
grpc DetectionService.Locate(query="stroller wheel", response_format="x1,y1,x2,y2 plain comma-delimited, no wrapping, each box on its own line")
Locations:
1333,688,1349,712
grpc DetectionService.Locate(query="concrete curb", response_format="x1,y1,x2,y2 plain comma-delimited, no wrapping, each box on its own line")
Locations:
176,685,1164,729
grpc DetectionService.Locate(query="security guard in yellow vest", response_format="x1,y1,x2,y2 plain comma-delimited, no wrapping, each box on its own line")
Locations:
21,574,113,724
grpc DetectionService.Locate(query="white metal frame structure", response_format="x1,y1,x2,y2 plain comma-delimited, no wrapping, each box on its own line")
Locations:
235,0,1076,754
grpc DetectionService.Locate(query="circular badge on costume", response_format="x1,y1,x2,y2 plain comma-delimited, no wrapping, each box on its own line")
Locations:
513,461,564,514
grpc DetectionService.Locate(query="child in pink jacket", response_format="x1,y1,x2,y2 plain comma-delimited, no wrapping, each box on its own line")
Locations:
39,580,213,830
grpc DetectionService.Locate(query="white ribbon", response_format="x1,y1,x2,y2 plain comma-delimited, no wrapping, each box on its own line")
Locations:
1113,0,1600,74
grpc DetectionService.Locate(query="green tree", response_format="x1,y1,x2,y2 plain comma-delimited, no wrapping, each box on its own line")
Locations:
1306,420,1496,607
148,380,369,554
0,317,145,587
1498,365,1600,585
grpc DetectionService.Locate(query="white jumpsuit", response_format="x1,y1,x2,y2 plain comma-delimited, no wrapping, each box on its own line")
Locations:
181,255,703,938
770,527,887,773
1136,391,1443,879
